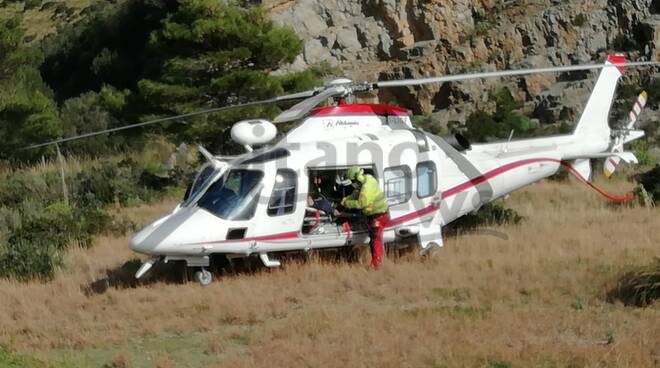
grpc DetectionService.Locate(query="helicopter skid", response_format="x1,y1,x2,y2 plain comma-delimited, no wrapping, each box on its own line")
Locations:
134,255,211,279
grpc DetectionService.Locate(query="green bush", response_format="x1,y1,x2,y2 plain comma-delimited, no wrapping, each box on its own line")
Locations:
0,151,193,280
140,163,174,190
0,171,63,208
0,201,113,280
10,202,81,250
463,87,538,142
608,259,660,307
72,159,149,207
636,165,660,202
573,13,587,27
447,202,523,232
0,240,61,281
631,141,658,167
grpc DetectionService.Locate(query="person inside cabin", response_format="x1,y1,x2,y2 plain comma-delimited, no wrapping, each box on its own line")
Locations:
307,173,338,216
339,166,389,269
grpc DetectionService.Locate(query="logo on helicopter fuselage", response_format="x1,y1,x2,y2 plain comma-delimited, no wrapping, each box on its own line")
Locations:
323,119,360,129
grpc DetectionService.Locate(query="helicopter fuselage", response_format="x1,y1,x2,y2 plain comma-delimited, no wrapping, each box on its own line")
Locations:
129,104,580,270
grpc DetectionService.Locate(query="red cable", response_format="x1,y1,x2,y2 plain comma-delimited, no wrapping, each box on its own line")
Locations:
560,161,635,202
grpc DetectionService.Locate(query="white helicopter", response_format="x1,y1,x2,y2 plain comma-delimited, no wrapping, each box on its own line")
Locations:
29,54,657,285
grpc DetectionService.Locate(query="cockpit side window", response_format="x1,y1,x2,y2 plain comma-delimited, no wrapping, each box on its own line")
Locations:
198,169,263,221
268,169,297,216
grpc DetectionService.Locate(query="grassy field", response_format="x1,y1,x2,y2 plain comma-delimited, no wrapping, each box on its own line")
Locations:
0,0,104,42
0,176,658,367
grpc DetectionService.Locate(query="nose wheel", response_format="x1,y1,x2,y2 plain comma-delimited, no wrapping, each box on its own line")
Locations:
194,268,213,286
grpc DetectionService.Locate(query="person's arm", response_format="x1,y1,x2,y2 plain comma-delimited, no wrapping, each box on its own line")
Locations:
342,188,368,209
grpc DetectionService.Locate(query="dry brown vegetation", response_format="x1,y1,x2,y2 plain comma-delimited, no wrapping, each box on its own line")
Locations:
0,178,658,367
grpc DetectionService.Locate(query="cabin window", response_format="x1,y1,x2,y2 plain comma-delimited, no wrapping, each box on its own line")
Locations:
416,161,437,198
268,169,297,216
198,169,263,221
384,165,411,205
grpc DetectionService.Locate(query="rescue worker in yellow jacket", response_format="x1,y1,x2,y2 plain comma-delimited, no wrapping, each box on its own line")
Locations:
340,166,389,268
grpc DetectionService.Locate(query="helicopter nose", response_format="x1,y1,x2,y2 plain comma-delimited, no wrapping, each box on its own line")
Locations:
129,217,168,255
128,208,195,255
129,232,154,255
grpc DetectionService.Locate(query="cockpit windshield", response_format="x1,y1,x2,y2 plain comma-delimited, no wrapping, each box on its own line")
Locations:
198,169,263,221
182,165,221,208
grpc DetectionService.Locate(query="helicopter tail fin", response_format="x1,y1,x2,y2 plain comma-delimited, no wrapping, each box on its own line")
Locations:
572,54,625,142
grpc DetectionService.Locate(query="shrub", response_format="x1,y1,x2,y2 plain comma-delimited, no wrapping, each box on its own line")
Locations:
10,202,81,250
463,88,537,142
447,202,523,233
140,163,174,190
607,259,660,307
0,240,61,281
573,13,587,27
631,141,658,167
72,159,148,207
59,91,116,156
0,171,62,208
0,152,189,280
635,165,660,202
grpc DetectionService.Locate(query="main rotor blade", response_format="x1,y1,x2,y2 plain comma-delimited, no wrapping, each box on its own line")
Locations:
376,61,660,88
273,86,347,123
24,89,317,150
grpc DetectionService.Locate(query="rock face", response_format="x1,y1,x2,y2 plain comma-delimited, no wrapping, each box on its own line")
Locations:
264,0,660,127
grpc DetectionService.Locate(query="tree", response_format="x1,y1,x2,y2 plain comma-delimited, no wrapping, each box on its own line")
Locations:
41,0,178,102
136,0,310,150
41,0,322,154
0,17,61,161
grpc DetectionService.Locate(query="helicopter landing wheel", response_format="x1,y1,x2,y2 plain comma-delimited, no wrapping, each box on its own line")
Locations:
194,268,213,286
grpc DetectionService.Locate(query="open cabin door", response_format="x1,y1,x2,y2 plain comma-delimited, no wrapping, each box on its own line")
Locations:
302,167,374,243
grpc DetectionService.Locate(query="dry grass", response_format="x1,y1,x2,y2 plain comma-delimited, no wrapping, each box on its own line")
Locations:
0,177,658,367
0,0,100,42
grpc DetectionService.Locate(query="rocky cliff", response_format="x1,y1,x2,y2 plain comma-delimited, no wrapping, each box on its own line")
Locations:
264,0,660,130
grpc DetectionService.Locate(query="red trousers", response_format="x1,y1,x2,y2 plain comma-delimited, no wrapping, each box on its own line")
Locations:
367,213,389,268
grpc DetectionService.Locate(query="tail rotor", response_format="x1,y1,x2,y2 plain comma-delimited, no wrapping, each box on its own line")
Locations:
604,90,648,178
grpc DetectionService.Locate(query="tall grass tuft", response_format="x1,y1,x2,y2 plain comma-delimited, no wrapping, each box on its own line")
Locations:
608,258,660,307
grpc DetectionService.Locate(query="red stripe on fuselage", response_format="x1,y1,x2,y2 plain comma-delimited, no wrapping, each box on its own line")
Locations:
178,157,631,247
188,158,565,243
386,158,560,227
387,203,439,227
440,158,558,199
183,231,300,246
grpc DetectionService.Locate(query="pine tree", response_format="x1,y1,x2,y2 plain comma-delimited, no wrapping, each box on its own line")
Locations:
137,0,311,149
0,17,61,161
